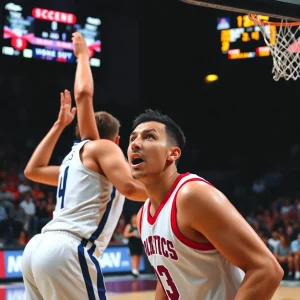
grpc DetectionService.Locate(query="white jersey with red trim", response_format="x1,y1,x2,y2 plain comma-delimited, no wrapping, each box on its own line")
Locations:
140,173,244,300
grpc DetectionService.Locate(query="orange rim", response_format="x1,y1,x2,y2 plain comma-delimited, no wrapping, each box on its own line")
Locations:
248,14,300,26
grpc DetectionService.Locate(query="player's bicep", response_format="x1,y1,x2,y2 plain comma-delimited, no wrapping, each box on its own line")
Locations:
24,166,60,186
75,94,100,141
184,183,274,272
98,147,134,196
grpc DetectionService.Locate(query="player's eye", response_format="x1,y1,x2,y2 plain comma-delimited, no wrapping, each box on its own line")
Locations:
146,134,154,140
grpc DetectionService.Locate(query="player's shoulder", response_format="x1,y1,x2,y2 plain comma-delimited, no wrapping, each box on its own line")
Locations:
83,139,120,154
177,175,224,205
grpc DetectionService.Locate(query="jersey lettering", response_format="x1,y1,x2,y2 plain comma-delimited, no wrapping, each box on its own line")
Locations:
155,265,180,300
58,166,69,208
143,236,178,260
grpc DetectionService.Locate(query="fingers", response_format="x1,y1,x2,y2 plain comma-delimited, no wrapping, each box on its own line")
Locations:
60,90,72,107
64,90,71,105
72,32,84,43
71,107,77,118
60,92,64,106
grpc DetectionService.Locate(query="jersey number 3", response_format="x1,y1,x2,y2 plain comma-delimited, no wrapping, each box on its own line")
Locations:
155,265,180,300
58,166,69,209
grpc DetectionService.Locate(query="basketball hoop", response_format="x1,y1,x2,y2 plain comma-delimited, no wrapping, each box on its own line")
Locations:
248,14,300,80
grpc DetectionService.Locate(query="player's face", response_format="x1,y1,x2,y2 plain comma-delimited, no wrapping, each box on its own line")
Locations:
127,122,172,181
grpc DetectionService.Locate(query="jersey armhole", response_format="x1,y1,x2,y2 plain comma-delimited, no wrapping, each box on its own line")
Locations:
138,204,144,235
170,178,216,251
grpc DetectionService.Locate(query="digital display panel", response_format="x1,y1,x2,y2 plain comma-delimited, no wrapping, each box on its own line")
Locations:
3,2,102,67
217,14,276,59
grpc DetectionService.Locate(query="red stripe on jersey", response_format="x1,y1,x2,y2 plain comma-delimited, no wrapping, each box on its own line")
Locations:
139,204,144,235
147,173,190,225
171,178,216,251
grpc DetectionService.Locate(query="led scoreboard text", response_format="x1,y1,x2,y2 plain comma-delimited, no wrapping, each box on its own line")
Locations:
2,2,102,67
217,15,276,59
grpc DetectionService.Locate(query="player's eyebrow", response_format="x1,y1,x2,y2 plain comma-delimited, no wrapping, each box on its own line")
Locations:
129,128,158,139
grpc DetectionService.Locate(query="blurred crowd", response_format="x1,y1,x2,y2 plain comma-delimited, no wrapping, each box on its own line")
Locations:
244,196,300,280
0,141,300,280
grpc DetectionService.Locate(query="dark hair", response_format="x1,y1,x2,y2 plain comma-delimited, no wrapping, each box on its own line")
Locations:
132,109,186,150
75,111,120,140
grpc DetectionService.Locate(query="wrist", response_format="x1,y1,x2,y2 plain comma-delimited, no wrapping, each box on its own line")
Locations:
77,53,90,60
54,121,67,129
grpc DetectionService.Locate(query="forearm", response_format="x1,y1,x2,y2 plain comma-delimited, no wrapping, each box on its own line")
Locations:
24,122,65,172
74,54,99,140
74,54,93,97
155,281,166,300
235,267,282,300
125,181,148,202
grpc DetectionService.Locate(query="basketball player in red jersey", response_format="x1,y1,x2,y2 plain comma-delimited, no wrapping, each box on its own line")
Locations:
127,109,283,300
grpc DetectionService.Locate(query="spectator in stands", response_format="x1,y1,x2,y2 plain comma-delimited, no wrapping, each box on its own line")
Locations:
123,214,144,278
280,196,293,217
271,210,285,232
111,216,126,245
36,199,52,231
295,197,300,210
20,191,38,236
260,232,274,253
46,192,55,218
268,230,281,249
274,235,293,279
5,180,20,200
252,178,265,194
0,183,14,211
245,212,257,227
31,182,45,201
17,230,29,247
288,200,299,222
0,205,11,245
286,224,297,242
9,199,25,242
291,233,300,280
261,209,273,232
18,177,32,196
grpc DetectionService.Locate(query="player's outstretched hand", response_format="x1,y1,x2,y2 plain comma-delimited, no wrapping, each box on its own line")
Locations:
72,32,90,58
57,90,77,127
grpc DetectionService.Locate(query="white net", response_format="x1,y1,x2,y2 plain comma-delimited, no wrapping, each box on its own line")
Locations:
254,17,300,81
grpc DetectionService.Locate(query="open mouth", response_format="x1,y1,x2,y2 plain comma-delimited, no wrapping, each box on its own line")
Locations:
132,158,144,166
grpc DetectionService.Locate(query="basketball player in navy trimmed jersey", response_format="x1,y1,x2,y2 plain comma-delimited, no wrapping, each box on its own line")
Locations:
127,109,283,300
21,34,148,300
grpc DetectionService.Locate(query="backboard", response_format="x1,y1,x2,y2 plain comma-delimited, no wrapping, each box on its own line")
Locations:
180,0,300,21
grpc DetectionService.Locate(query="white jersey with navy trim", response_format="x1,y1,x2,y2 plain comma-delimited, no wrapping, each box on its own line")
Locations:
140,173,244,300
42,140,125,254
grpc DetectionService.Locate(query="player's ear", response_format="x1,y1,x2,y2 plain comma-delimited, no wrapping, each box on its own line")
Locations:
115,135,120,145
168,147,181,163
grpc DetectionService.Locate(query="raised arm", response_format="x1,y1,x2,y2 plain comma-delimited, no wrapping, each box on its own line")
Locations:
179,182,283,300
24,91,76,186
72,32,99,141
88,140,148,201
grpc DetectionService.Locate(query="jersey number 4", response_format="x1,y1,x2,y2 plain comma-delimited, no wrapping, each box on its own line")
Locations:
155,265,180,300
58,166,69,209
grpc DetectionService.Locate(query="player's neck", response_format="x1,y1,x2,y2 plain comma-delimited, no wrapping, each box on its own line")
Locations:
146,170,180,211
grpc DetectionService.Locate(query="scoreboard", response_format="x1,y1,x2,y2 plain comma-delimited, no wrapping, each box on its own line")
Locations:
217,14,276,59
2,2,102,67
